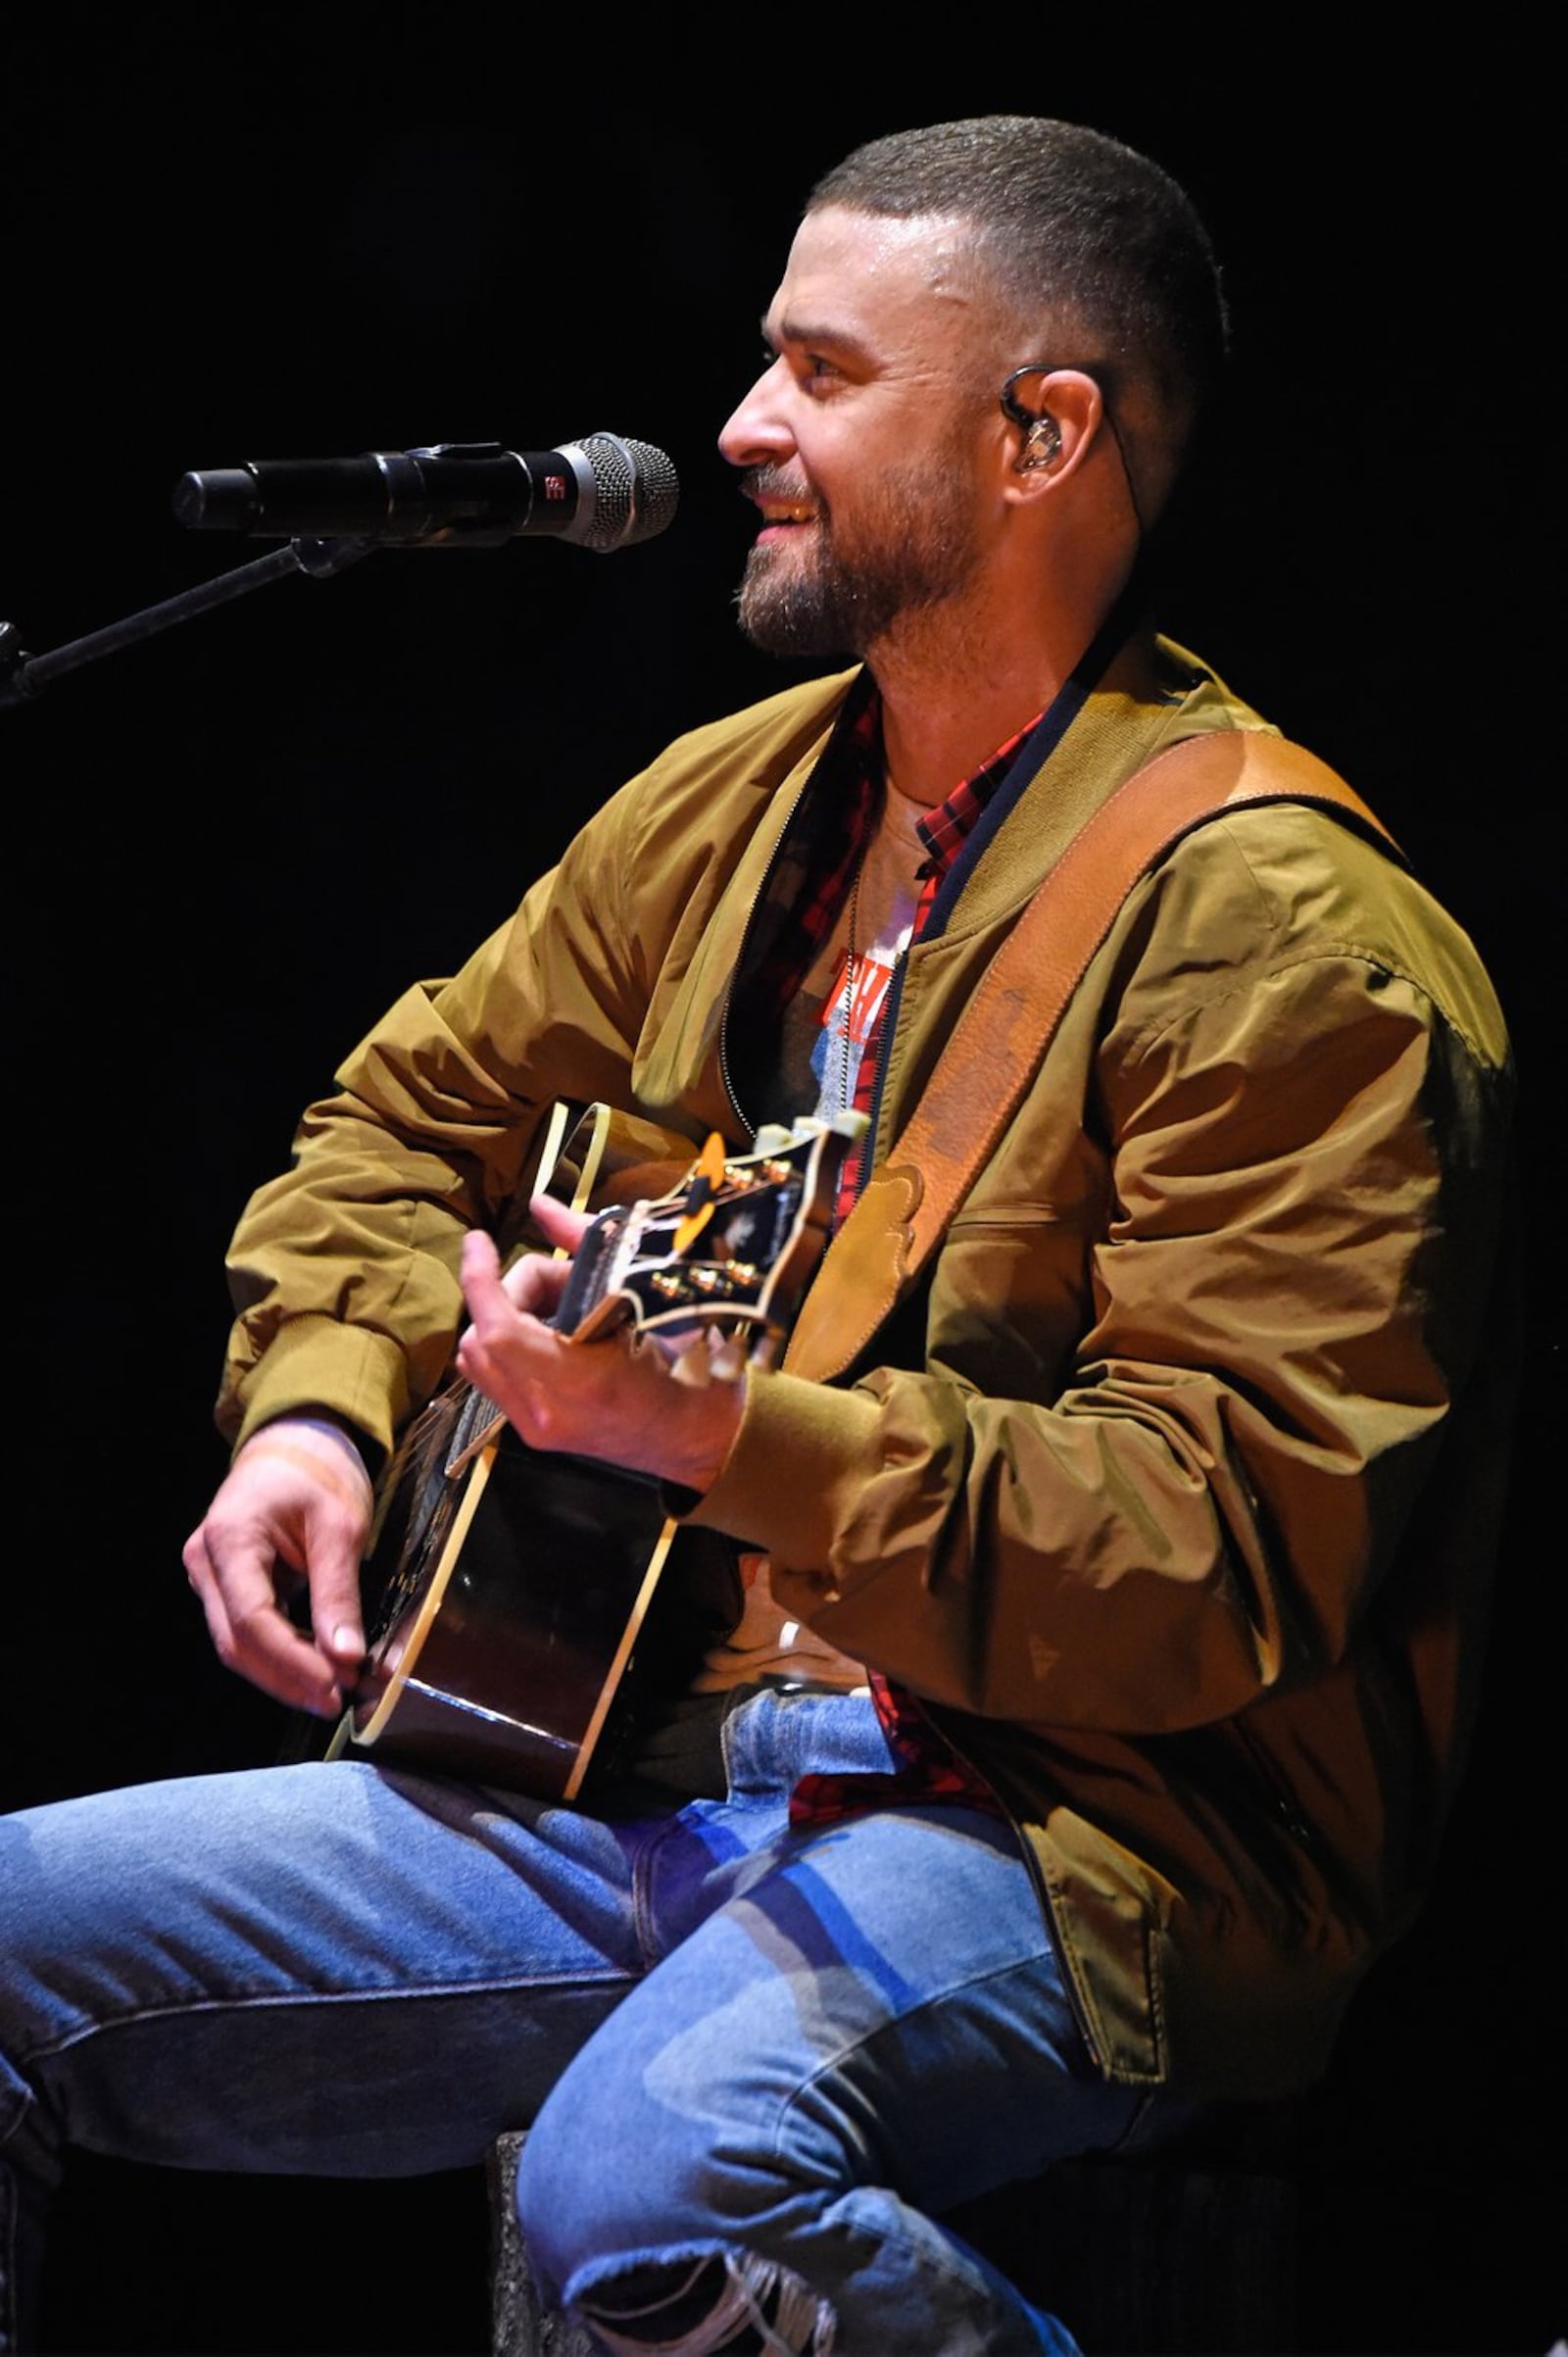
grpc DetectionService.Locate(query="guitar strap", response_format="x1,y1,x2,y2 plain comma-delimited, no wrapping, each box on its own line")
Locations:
782,726,1403,1386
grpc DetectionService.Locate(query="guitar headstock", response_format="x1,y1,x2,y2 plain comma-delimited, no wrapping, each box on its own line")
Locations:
555,1110,866,1371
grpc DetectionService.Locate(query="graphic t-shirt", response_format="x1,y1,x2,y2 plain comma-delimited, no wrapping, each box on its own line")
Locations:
783,777,929,1126
691,778,929,1697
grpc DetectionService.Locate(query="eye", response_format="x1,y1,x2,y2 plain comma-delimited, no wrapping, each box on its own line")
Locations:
752,339,847,395
798,353,842,393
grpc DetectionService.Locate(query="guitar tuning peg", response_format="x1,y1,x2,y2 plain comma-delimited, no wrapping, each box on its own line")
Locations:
707,1337,749,1385
668,1333,715,1389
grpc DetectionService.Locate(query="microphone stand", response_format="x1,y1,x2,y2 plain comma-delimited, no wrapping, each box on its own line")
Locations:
0,535,375,711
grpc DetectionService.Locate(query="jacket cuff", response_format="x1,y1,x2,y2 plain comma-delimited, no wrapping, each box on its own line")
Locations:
229,1314,412,1463
678,1365,887,1584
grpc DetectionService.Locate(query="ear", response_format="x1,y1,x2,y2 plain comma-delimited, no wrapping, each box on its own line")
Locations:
999,368,1106,506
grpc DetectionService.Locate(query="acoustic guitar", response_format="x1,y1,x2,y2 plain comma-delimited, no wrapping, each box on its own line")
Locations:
330,1102,865,1798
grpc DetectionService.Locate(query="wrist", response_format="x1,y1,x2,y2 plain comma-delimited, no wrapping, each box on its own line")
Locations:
238,1413,377,1503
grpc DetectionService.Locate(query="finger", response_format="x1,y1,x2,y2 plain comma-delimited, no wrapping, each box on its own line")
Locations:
184,1439,370,1714
460,1229,512,1329
227,1427,372,1673
502,1250,573,1318
182,1524,238,1660
192,1522,345,1715
529,1191,592,1254
462,1231,570,1332
306,1533,369,1673
454,1313,539,1404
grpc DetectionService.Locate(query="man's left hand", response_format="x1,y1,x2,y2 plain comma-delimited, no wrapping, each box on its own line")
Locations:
455,1194,745,1497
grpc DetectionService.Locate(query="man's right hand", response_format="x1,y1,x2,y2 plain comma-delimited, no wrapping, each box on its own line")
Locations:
182,1416,375,1716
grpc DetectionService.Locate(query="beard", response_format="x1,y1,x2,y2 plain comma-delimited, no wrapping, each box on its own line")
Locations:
735,456,985,660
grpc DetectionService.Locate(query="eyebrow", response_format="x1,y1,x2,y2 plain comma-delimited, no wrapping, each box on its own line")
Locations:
760,312,878,369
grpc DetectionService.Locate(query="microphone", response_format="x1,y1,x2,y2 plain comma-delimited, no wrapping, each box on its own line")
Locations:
171,432,678,552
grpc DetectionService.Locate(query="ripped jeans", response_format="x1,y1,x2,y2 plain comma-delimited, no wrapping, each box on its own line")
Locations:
1,1688,1181,2355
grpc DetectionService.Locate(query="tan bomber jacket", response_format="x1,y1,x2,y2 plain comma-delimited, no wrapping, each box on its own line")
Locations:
220,635,1516,2097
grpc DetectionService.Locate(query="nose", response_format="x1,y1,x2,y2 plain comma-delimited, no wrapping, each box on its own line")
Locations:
717,357,795,471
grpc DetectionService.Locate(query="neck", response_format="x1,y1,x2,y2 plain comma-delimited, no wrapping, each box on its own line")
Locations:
864,611,1048,805
872,619,1135,810
876,666,1056,808
867,536,1149,807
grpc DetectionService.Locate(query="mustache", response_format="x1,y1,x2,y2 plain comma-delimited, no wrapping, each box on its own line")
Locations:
741,466,819,509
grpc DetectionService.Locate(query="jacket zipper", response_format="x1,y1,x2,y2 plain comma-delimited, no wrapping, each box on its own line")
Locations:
716,773,820,1144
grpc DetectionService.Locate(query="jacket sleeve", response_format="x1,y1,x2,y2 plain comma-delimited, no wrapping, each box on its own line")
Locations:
690,819,1514,1735
214,782,662,1456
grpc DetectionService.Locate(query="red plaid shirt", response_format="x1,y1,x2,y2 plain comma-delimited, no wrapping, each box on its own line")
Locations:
754,681,1044,1826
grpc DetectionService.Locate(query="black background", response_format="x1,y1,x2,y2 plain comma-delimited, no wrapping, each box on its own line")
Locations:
5,16,1561,2355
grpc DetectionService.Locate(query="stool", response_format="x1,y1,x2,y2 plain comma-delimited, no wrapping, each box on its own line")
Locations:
488,2134,599,2357
488,2105,1298,2356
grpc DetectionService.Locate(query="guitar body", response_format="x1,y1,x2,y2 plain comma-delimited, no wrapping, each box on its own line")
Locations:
335,1104,863,1798
349,1398,675,1795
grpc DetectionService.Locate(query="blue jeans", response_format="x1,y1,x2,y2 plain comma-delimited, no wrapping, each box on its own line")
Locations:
1,1689,1181,2354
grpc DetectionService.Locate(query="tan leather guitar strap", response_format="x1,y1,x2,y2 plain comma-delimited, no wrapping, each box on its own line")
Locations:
782,728,1402,1385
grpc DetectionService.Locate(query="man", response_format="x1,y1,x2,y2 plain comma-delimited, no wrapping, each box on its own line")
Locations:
0,117,1515,2356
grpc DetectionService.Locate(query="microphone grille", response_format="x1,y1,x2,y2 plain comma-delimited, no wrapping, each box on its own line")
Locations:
575,432,680,551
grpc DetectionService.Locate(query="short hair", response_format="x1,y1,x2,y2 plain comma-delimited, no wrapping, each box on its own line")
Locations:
808,116,1230,518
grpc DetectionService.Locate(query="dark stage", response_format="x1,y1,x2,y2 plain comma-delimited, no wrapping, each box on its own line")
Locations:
5,19,1560,2355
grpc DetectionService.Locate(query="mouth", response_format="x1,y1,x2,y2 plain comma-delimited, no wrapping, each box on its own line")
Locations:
744,472,821,541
